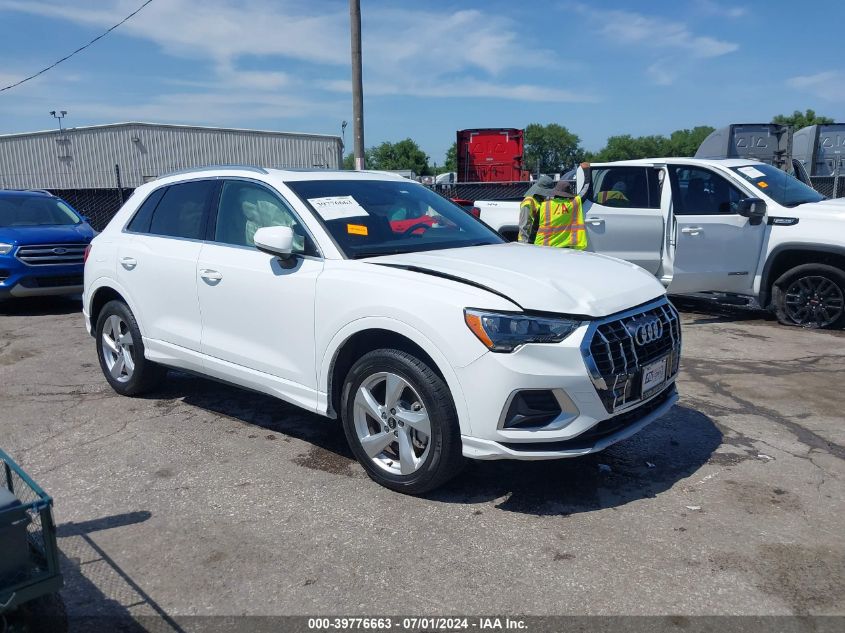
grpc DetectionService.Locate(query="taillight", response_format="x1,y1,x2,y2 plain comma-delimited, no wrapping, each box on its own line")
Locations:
83,244,92,263
470,207,481,218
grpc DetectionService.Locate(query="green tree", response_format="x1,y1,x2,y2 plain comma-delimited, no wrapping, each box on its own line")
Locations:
772,109,834,130
367,138,431,175
524,123,584,174
666,126,715,156
592,134,663,162
591,125,715,161
343,153,355,170
444,142,457,172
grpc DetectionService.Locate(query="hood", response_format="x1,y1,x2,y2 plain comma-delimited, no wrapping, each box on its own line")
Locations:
802,199,845,214
0,223,95,245
368,243,665,317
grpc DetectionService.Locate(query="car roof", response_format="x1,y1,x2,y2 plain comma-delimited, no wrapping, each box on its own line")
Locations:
0,189,55,198
590,157,763,169
150,165,409,186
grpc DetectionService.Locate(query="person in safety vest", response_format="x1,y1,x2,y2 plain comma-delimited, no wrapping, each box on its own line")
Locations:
518,162,591,249
595,181,629,206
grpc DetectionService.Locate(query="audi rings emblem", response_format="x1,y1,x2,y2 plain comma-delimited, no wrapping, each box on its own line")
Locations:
630,317,663,346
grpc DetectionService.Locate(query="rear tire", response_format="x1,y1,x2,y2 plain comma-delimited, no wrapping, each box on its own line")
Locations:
95,300,165,395
772,264,845,329
340,349,464,494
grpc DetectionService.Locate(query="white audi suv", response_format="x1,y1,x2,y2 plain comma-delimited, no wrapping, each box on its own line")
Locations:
83,166,681,493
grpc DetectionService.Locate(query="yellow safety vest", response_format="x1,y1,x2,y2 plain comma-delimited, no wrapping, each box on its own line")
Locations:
518,196,539,243
596,190,628,205
534,196,587,250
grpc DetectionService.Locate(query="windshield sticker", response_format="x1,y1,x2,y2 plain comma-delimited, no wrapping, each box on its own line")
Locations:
346,224,368,236
738,166,766,179
757,181,769,188
308,196,369,221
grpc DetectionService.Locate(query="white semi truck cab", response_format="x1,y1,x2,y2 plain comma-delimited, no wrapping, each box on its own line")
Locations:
476,158,845,328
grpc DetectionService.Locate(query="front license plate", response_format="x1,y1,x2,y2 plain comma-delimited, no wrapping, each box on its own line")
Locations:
641,357,667,396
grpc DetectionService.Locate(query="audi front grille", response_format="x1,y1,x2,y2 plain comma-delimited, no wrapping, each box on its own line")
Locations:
581,298,681,413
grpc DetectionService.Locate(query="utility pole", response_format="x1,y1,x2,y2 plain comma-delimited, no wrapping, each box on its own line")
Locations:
349,0,365,170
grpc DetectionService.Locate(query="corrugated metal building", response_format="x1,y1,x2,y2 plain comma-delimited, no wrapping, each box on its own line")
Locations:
0,122,343,228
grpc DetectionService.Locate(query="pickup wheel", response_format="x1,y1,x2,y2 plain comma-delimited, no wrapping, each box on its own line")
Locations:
340,349,463,494
95,300,166,395
772,264,845,329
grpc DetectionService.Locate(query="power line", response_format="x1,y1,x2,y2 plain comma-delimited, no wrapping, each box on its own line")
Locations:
0,0,155,93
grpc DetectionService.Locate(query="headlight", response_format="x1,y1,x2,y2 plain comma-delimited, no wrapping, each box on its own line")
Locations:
0,243,12,255
464,308,582,352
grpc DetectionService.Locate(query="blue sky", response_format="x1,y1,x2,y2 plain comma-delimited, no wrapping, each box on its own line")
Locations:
0,0,843,164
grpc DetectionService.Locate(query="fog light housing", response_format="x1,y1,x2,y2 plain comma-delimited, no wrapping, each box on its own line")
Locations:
501,390,562,429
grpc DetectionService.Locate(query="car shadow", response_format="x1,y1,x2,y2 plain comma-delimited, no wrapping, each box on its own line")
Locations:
150,371,355,460
0,295,82,316
429,405,721,515
148,373,719,517
671,296,776,325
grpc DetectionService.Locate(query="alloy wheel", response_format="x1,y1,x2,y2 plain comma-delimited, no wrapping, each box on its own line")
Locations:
352,372,432,475
783,275,845,328
101,314,135,383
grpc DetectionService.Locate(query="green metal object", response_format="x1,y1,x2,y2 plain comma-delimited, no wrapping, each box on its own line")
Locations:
0,449,63,614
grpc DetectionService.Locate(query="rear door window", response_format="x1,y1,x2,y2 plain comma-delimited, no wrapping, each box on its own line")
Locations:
147,180,216,240
126,187,166,233
589,167,659,209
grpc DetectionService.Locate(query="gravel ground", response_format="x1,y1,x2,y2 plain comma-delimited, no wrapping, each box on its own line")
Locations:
1,296,843,628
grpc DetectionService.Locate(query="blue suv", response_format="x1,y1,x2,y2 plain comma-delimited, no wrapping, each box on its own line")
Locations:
0,190,96,299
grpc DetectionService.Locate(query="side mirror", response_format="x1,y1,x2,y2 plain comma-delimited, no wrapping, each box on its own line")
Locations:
254,226,295,260
736,197,766,224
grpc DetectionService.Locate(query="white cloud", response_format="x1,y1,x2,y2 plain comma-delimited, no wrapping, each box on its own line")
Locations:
569,3,738,58
0,0,348,66
323,77,597,103
599,11,737,58
646,63,677,86
696,0,747,18
0,0,568,105
787,71,845,101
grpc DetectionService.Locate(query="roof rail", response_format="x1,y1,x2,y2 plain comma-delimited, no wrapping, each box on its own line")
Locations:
158,164,269,179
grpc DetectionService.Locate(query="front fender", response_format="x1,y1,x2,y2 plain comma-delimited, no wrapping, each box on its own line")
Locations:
318,316,476,437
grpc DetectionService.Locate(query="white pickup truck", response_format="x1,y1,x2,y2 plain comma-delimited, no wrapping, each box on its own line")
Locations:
475,158,845,328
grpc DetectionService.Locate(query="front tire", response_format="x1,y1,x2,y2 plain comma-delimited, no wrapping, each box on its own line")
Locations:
340,349,464,494
95,300,165,395
772,264,845,329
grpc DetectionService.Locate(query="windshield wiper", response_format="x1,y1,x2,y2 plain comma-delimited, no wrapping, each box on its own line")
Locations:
784,198,823,208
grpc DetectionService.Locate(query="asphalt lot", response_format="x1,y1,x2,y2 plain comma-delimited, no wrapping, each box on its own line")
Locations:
1,296,843,626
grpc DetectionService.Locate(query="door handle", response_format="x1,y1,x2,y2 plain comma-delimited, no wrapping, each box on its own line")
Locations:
681,226,703,236
120,257,137,270
200,269,223,283
586,217,605,225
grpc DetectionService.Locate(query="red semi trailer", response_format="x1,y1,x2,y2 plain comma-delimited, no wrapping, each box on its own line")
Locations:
456,128,530,183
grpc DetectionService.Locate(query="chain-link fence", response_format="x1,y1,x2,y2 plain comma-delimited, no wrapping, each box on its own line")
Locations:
50,188,135,231
809,176,845,199
1,167,136,231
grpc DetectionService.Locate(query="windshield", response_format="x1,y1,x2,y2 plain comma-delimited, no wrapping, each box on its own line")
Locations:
730,164,825,207
0,195,81,227
286,179,503,258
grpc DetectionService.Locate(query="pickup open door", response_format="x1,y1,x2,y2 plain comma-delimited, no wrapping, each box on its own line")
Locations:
664,164,767,295
579,165,664,274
